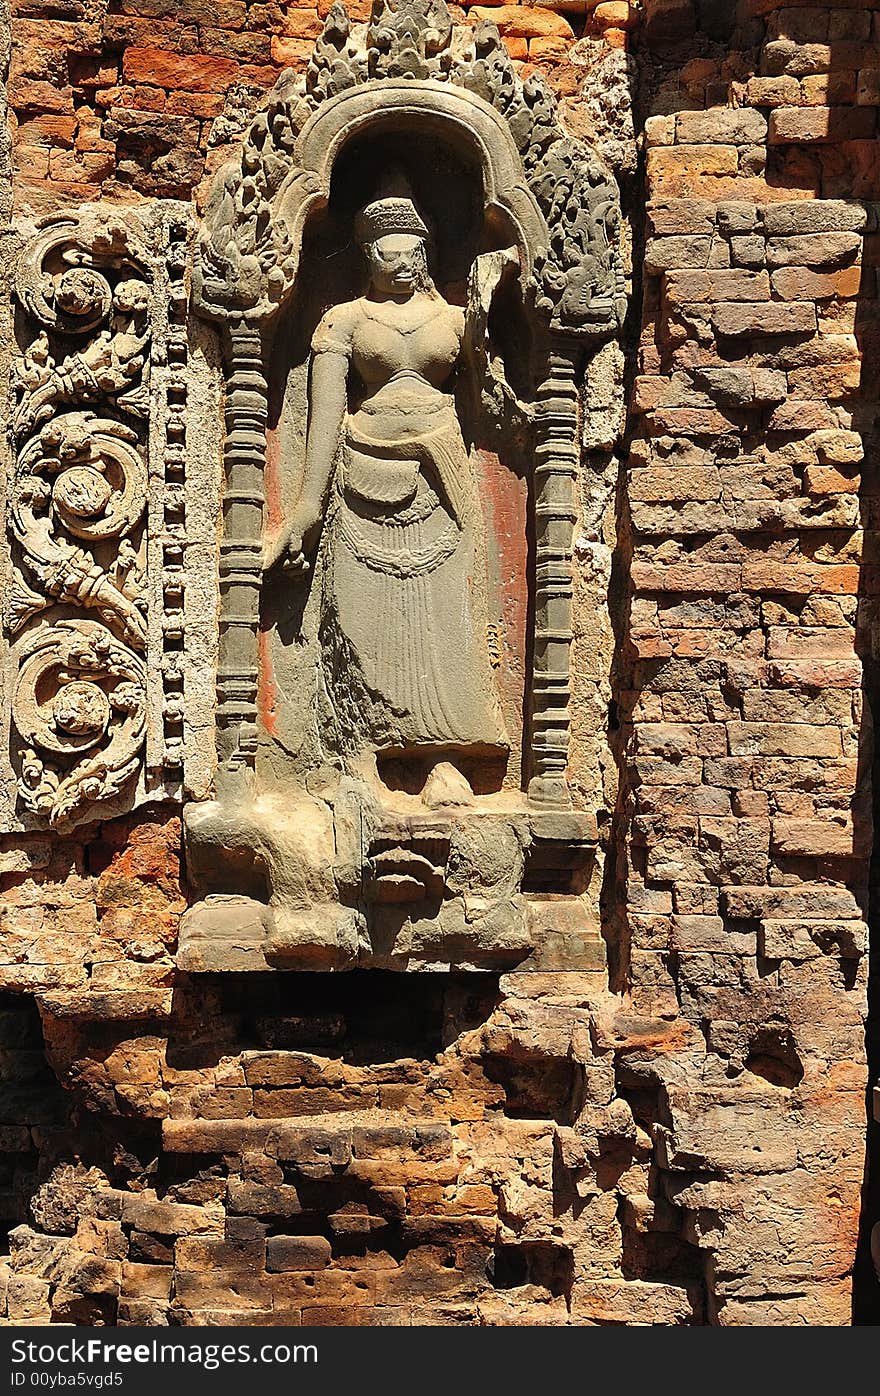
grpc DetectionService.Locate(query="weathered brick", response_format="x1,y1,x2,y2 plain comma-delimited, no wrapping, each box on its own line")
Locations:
663,269,771,305
647,145,739,188
759,918,866,961
771,817,865,858
648,200,716,235
675,109,768,145
770,265,862,299
744,75,801,107
173,1268,272,1311
121,1196,224,1236
175,1236,266,1271
121,47,277,91
761,201,867,236
787,360,862,398
769,106,876,144
265,1235,332,1272
469,4,574,37
742,561,859,595
636,723,728,758
0,0,872,1339
629,468,722,502
766,234,862,268
712,302,817,335
120,1263,173,1300
644,236,712,273
727,723,842,758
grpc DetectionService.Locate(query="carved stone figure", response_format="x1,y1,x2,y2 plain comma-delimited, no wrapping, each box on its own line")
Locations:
266,175,506,766
181,0,626,973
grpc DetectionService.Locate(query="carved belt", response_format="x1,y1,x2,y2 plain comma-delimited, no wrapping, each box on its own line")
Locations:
335,507,459,578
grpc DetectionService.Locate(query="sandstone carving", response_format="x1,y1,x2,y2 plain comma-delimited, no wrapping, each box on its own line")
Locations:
5,215,151,829
13,619,146,828
3,208,205,830
266,170,507,760
182,0,625,972
0,0,876,1333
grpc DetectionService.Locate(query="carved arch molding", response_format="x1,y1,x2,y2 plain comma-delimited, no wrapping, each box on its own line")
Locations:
3,0,626,973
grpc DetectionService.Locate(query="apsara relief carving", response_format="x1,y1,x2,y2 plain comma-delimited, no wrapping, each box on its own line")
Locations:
178,0,627,972
266,172,510,762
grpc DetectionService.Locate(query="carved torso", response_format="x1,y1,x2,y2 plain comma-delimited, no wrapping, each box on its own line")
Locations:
352,295,463,391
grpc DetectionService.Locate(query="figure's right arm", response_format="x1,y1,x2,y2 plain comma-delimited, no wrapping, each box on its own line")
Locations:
290,347,349,539
264,307,352,572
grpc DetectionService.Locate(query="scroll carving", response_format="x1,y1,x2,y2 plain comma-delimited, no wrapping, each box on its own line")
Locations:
4,210,192,830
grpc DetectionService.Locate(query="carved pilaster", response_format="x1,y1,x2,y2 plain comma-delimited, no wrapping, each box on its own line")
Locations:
529,338,579,808
5,214,152,830
2,206,206,830
215,321,267,788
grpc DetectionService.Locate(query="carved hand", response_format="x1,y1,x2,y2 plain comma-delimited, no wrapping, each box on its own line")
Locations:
262,508,321,574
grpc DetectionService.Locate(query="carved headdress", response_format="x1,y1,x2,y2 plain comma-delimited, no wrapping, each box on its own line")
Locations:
354,167,430,246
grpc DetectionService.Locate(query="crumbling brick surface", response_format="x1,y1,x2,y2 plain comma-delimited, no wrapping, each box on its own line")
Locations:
6,0,634,214
0,0,878,1327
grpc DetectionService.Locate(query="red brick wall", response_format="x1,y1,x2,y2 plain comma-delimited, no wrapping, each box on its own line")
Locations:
8,0,636,213
1,0,878,1327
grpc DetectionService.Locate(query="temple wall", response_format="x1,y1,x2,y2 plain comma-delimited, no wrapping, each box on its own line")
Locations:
0,0,877,1327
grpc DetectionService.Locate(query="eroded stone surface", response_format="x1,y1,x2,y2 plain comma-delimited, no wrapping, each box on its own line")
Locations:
0,0,876,1329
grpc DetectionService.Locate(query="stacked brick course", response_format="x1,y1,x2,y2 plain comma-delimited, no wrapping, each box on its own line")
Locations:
6,0,639,213
623,0,879,1324
1,0,879,1326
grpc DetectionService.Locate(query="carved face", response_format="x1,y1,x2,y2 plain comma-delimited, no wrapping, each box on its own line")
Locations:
365,234,426,296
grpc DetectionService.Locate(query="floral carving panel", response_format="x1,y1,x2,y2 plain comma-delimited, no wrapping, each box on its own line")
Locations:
2,207,212,831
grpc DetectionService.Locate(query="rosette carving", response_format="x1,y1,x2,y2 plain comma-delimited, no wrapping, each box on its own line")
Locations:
12,620,146,829
13,216,151,436
9,413,146,643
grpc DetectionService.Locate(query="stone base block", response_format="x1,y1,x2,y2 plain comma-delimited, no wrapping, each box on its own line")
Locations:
179,784,605,974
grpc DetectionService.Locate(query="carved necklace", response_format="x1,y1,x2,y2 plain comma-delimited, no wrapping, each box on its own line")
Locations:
360,295,450,337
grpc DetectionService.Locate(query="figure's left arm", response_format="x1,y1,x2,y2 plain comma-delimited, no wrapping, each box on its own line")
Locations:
461,248,533,439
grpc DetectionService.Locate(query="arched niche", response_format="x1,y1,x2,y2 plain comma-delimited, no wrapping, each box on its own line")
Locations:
262,104,536,800
270,79,547,305
182,0,626,975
